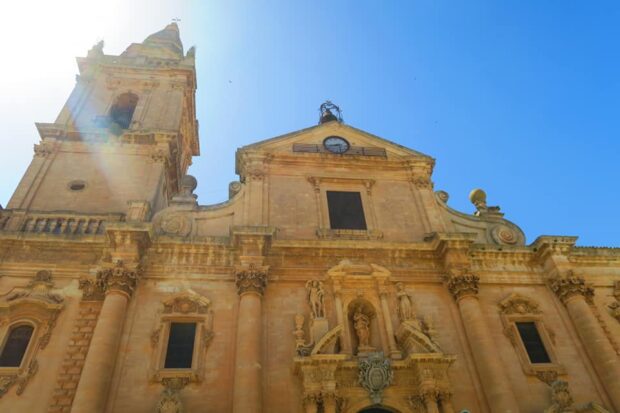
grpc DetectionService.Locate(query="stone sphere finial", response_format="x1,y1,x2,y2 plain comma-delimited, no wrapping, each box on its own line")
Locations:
469,188,487,210
180,175,197,195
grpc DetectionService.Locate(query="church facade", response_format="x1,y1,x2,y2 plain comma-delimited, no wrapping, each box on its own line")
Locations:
0,24,619,413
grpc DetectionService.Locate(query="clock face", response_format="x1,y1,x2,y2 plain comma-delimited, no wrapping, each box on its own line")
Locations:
323,136,350,154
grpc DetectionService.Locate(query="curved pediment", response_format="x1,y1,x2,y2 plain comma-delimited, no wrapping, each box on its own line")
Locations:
434,190,526,246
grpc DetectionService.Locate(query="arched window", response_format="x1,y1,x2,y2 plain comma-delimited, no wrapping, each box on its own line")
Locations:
109,92,138,129
0,324,34,367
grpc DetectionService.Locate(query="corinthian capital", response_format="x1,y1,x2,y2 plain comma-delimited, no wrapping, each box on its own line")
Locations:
96,260,141,297
548,271,594,305
234,264,268,296
446,273,480,302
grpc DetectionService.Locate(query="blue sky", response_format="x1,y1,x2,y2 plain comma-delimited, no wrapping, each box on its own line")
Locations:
0,1,618,246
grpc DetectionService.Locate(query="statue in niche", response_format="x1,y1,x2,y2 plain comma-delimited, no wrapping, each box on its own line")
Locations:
395,282,415,322
353,306,371,348
305,280,325,319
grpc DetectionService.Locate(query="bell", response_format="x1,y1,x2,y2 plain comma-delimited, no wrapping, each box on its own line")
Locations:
319,108,338,124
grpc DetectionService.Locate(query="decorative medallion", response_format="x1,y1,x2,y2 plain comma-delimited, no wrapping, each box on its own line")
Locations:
156,213,193,237
358,352,393,404
491,224,518,245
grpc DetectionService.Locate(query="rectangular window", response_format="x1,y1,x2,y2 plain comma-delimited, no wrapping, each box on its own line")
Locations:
516,321,551,364
164,322,197,369
0,325,34,367
326,191,367,230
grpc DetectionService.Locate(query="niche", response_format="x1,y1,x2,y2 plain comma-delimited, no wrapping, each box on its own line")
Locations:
347,298,381,355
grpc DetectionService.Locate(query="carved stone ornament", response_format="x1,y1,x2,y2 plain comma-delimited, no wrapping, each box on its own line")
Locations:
305,280,326,319
150,292,213,383
358,352,394,404
234,264,268,296
498,293,542,315
395,282,415,322
162,292,211,314
548,271,594,305
542,380,612,413
156,377,188,413
396,320,442,355
412,176,433,190
33,142,54,158
491,224,519,245
608,281,620,323
0,271,63,397
156,213,193,237
446,273,480,302
544,380,574,413
536,370,559,386
81,260,141,299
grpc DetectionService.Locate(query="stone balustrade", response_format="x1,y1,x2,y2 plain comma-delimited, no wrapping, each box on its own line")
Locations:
0,210,124,235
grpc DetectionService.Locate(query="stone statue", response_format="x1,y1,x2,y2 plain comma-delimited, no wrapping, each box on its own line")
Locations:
353,306,371,348
305,280,325,319
395,282,414,322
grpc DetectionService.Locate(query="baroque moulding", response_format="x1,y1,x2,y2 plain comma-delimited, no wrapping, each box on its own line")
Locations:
80,260,142,300
0,270,64,397
162,292,211,315
498,293,565,383
395,283,442,354
498,293,542,315
150,292,214,383
33,141,55,158
156,377,189,413
548,271,594,305
543,380,611,413
358,352,394,404
406,353,456,411
608,281,620,323
445,273,479,302
411,176,433,190
234,264,269,296
490,224,521,246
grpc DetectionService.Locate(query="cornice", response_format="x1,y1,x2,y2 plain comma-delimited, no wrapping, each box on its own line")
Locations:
35,124,180,145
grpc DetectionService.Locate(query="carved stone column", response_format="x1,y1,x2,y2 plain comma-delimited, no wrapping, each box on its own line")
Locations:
421,390,440,413
377,283,400,359
438,392,455,413
232,264,268,413
302,394,319,413
549,273,620,411
332,278,352,355
322,392,338,413
446,274,519,413
71,261,140,413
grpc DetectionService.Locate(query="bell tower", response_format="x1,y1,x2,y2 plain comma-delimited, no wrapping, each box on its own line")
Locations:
6,23,199,218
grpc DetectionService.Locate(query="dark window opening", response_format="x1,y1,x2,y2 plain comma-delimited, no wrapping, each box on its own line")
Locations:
164,322,196,369
109,92,138,129
327,191,367,230
0,325,34,367
516,321,551,364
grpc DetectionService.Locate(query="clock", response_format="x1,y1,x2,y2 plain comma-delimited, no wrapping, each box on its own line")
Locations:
323,136,350,154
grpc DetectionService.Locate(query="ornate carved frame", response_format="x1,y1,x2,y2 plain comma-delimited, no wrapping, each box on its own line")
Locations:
150,291,214,383
0,271,64,397
498,293,564,383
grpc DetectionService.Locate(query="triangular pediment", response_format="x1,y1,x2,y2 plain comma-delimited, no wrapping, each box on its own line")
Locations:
239,121,433,160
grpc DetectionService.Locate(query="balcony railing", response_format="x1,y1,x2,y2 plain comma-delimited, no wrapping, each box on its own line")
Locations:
0,210,124,236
